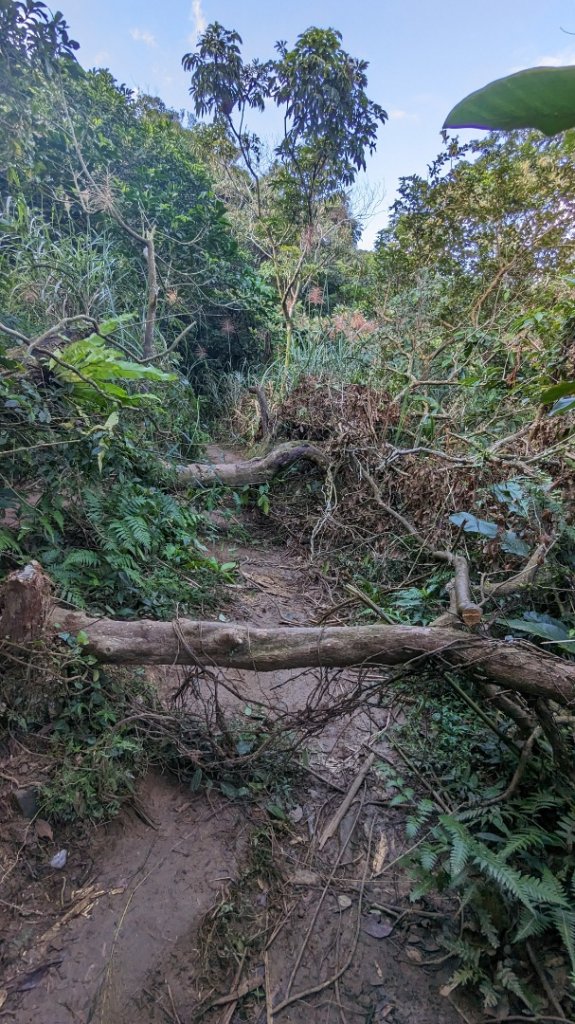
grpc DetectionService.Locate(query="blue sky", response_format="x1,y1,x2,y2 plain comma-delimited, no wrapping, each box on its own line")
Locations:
59,0,575,247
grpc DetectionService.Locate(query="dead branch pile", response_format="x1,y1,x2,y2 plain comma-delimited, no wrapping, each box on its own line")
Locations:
276,378,399,444
270,377,566,571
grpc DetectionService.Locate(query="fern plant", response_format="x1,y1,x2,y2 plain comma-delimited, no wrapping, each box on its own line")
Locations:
376,679,575,1013
29,480,233,617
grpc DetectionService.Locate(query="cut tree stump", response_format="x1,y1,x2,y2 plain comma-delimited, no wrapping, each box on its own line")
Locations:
174,441,327,487
0,561,52,643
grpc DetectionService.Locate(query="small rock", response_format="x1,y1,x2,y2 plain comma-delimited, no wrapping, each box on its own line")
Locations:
289,868,321,886
337,894,352,910
405,946,423,963
35,818,53,841
361,916,394,939
288,805,303,823
50,849,68,869
14,787,39,819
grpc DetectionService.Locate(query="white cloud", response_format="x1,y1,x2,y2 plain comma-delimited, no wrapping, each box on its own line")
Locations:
388,109,418,122
130,27,157,48
510,48,575,73
533,48,575,67
92,50,111,66
188,0,206,45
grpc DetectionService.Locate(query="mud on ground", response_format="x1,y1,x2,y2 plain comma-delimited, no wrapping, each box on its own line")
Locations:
0,448,475,1024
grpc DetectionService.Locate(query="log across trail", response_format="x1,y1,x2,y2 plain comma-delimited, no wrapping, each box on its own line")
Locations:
174,440,326,487
1,562,574,704
49,610,575,705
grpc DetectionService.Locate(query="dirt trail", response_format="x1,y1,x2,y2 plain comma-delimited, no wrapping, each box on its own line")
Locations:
1,446,472,1024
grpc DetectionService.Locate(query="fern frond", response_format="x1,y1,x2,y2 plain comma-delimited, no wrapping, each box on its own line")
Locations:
124,515,151,549
479,978,500,1009
514,906,551,943
62,549,101,568
495,965,538,1012
468,841,537,910
551,908,575,973
0,527,21,553
475,903,500,949
418,843,440,871
440,817,473,878
500,829,547,859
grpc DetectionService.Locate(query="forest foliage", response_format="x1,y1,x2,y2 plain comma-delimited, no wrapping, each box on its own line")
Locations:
1,1,575,1014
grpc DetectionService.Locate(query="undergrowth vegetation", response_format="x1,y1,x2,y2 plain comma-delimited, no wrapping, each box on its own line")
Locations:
376,678,575,1013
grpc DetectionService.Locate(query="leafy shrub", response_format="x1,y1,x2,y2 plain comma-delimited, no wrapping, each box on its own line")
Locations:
378,682,575,1011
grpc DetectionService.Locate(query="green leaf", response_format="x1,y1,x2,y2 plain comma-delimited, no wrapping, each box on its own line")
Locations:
500,531,530,557
500,612,573,652
541,379,575,403
220,781,240,799
266,802,286,820
98,315,134,337
444,66,575,136
449,512,498,538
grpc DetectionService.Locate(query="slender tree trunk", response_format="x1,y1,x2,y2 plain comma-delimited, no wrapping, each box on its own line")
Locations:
284,316,293,372
142,228,158,360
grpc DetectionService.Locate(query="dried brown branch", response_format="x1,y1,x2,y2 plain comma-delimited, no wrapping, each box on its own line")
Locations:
358,461,482,625
482,543,548,598
318,751,376,849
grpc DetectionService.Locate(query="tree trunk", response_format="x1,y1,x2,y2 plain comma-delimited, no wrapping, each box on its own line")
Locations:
248,384,273,439
49,610,575,704
0,562,52,643
4,564,572,704
142,228,158,360
174,440,327,487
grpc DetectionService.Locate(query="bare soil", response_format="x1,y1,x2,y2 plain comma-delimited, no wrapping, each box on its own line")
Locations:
0,446,476,1024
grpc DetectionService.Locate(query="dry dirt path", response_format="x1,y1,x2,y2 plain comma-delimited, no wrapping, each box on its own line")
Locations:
0,446,473,1024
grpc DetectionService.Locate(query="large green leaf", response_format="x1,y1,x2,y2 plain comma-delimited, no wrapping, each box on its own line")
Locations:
444,66,575,136
500,612,574,653
541,379,575,403
449,511,498,538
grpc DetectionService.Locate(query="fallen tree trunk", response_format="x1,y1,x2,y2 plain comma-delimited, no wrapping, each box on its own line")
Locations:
49,610,575,704
174,441,327,487
2,565,572,704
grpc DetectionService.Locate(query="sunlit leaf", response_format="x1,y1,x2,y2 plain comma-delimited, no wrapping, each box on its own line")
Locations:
541,380,575,403
444,66,575,136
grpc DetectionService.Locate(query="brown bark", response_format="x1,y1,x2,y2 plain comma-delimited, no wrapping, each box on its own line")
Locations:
452,555,482,626
248,384,273,439
0,562,52,643
482,543,547,597
142,228,158,360
174,441,327,488
49,610,575,705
